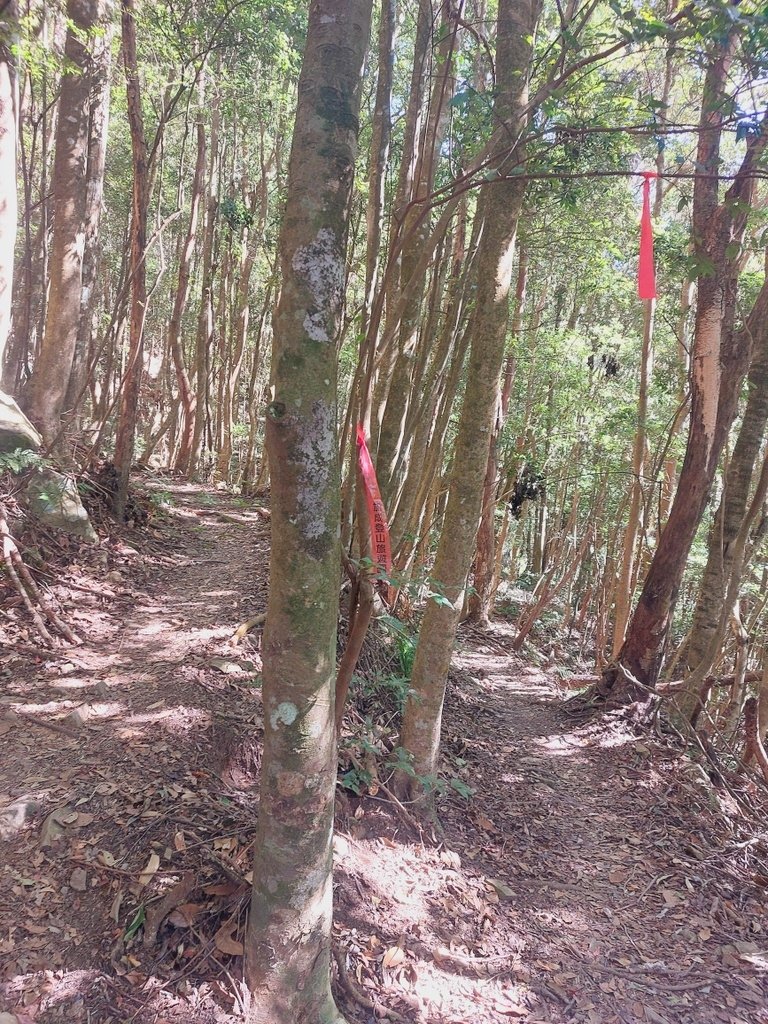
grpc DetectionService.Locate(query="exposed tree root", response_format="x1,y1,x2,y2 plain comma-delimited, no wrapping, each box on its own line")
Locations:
347,751,426,837
742,696,768,784
230,612,266,644
0,505,80,645
332,946,409,1024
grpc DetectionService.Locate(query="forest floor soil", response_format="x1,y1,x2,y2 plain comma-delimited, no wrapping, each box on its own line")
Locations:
0,482,766,1024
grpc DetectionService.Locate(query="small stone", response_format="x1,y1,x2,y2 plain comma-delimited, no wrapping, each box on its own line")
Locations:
69,867,87,891
0,796,38,839
0,391,40,453
25,468,97,543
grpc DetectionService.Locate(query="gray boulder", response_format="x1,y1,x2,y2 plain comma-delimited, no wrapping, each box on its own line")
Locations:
0,390,41,453
25,468,98,543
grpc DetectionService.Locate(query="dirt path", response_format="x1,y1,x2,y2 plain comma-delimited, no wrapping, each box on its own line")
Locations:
1,486,766,1024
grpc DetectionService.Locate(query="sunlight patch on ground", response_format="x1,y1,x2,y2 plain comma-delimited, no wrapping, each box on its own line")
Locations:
0,968,100,1018
48,677,96,690
118,705,212,738
533,733,591,755
11,699,125,721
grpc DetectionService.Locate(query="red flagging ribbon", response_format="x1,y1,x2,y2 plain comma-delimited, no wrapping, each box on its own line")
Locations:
356,425,392,576
638,171,658,300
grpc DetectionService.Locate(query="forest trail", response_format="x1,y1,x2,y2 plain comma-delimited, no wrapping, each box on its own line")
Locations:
1,484,766,1024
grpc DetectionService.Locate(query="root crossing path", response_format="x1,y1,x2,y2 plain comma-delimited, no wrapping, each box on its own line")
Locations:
0,485,765,1024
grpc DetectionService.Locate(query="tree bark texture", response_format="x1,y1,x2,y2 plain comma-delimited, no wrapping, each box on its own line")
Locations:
25,0,108,445
684,273,768,681
113,0,149,518
244,2,372,1021
0,3,19,388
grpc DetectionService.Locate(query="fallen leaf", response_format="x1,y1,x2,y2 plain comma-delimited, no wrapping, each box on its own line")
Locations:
39,807,73,847
486,878,515,899
168,902,204,928
110,890,123,922
210,658,243,675
138,853,160,887
475,813,497,832
214,921,244,956
383,945,406,968
203,882,240,897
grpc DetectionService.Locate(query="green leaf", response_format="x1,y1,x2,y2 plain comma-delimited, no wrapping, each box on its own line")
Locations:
449,777,475,800
124,905,146,940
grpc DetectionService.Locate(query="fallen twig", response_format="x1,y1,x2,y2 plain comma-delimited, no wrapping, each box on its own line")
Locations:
0,505,80,644
10,709,80,739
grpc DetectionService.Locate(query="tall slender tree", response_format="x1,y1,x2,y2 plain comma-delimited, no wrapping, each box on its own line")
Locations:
398,0,542,797
599,28,768,703
113,0,149,518
24,0,110,446
0,2,19,392
244,2,373,1020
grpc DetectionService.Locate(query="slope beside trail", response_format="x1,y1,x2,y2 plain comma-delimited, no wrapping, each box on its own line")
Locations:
0,483,765,1024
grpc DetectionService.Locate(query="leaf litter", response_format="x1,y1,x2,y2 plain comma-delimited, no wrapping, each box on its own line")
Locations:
0,480,766,1023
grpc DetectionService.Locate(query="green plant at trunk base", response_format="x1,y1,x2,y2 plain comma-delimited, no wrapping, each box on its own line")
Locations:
0,448,48,475
391,747,475,801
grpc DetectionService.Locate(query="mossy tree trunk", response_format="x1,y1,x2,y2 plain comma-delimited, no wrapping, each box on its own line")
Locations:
244,2,372,1021
398,0,542,798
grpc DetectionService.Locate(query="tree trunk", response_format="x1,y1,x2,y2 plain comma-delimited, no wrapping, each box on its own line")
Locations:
362,0,395,336
468,247,526,626
186,87,219,478
113,0,149,519
24,0,107,446
244,1,372,1020
612,296,655,656
169,117,206,475
398,0,541,799
0,2,18,388
63,17,113,432
376,0,459,506
683,271,768,684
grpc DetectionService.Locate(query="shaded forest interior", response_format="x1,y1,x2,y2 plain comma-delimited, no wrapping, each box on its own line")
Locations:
1,1,768,1022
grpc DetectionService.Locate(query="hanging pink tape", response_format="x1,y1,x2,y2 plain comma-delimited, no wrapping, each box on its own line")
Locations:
356,425,392,575
638,171,658,300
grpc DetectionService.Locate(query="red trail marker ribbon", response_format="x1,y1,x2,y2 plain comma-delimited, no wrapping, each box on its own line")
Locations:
356,425,392,578
638,171,658,300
